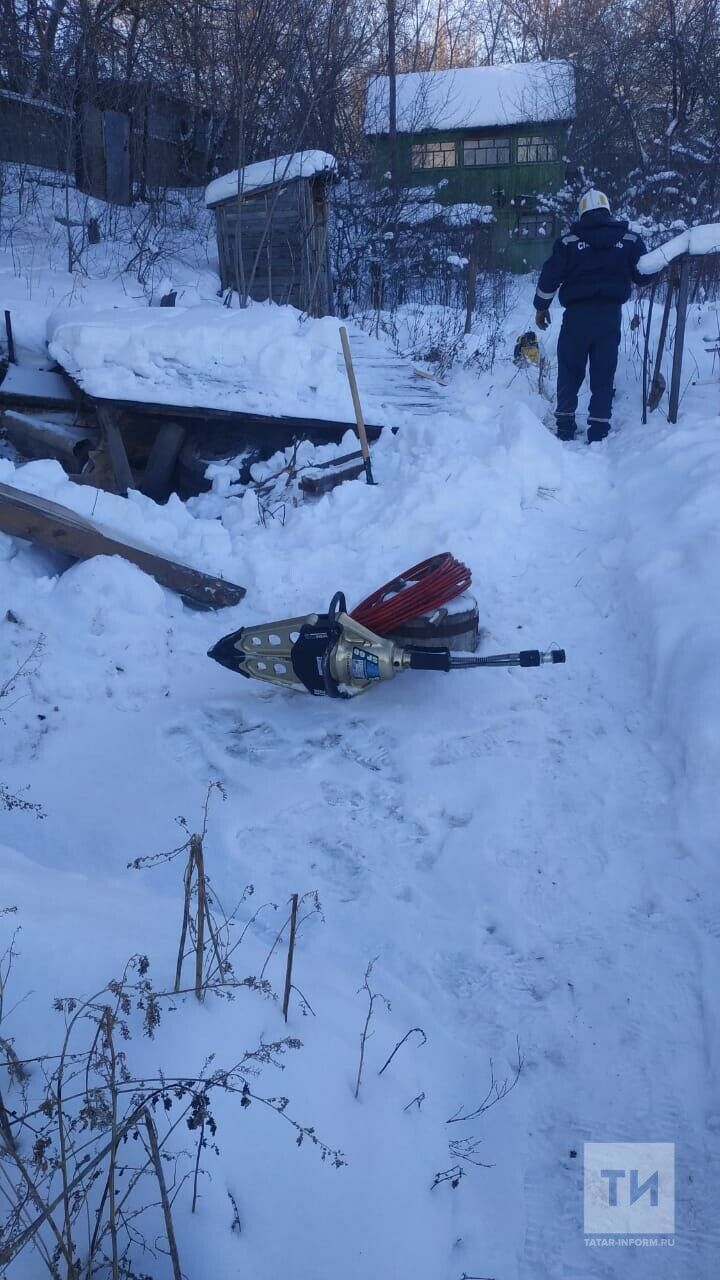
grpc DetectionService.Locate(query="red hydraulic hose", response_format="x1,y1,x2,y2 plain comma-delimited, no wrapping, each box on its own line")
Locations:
352,553,472,635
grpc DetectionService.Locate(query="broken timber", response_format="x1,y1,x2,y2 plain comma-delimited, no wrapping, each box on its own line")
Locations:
0,482,245,609
95,403,135,496
299,449,365,496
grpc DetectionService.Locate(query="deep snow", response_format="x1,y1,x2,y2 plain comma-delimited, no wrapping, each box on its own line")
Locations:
1,170,720,1279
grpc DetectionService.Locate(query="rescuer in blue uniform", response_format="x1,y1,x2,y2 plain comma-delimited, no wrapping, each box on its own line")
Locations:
533,190,649,443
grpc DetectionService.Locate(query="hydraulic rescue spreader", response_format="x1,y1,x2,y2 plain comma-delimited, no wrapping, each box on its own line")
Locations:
209,591,565,700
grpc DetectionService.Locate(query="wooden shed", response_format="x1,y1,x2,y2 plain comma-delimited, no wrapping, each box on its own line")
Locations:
205,150,337,316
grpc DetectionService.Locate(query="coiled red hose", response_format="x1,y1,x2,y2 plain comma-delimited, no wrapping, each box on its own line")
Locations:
353,553,472,635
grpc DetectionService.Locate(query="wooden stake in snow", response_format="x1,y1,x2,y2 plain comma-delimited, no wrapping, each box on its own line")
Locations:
339,327,376,485
282,893,299,1023
4,311,16,364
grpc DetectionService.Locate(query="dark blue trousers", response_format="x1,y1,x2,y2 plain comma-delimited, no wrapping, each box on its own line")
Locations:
556,301,621,432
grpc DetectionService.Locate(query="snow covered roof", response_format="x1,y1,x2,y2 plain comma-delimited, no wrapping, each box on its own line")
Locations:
365,61,575,136
636,223,720,274
205,150,337,207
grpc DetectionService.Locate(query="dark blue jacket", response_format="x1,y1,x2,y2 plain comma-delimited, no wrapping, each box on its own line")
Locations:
534,210,649,311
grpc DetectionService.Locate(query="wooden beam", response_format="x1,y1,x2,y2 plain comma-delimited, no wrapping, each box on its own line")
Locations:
300,460,365,496
647,269,676,414
68,383,385,440
96,404,135,496
668,256,691,424
0,481,245,609
1,409,97,470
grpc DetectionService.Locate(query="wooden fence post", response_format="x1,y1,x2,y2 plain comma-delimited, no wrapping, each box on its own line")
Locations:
668,256,691,424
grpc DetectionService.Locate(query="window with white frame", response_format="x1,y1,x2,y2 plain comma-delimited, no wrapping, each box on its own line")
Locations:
411,140,456,170
463,136,510,167
517,213,553,239
517,135,559,163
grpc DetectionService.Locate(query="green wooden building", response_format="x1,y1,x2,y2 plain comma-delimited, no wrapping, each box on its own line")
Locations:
365,61,575,271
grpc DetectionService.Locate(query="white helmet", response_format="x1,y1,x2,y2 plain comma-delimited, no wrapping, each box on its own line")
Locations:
578,189,610,216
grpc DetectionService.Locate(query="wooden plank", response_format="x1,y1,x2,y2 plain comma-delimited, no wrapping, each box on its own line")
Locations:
103,109,131,206
647,272,675,413
96,404,135,496
0,365,78,410
300,462,365,495
78,103,106,198
0,481,246,609
303,448,363,471
66,376,385,438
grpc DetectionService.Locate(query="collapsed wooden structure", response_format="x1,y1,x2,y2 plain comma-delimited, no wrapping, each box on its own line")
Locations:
2,308,455,502
0,359,385,501
1,295,456,511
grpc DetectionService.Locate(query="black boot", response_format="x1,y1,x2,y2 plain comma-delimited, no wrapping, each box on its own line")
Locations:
556,418,577,441
587,418,610,444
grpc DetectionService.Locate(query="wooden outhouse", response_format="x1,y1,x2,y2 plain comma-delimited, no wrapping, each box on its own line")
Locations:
205,151,336,316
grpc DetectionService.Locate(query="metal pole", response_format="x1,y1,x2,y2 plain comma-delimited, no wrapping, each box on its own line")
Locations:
668,256,691,424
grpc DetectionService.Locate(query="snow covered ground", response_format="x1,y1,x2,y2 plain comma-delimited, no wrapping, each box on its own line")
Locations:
2,170,720,1278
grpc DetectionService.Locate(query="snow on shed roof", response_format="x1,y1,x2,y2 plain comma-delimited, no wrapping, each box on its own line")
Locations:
205,150,337,207
636,223,720,274
365,61,575,135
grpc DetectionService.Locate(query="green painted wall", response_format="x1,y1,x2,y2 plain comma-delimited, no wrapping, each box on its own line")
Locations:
370,123,569,271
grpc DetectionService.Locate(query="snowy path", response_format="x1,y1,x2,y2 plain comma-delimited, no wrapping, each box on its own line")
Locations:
463,431,719,1277
2,303,718,1277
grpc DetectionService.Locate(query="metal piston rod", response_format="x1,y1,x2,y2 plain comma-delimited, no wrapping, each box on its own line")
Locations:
209,592,566,699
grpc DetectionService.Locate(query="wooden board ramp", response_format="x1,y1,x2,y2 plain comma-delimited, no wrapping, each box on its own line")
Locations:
338,332,450,420
2,331,457,502
52,332,448,436
0,482,245,609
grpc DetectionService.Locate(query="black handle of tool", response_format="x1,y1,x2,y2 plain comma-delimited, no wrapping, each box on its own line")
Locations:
407,647,452,672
